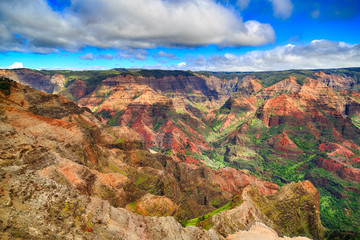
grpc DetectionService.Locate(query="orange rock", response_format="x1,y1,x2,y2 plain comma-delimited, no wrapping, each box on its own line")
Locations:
260,94,305,127
314,71,355,91
266,132,303,155
213,167,279,195
260,77,301,99
133,194,178,217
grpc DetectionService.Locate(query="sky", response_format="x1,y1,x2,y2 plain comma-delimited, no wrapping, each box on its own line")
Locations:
0,0,360,71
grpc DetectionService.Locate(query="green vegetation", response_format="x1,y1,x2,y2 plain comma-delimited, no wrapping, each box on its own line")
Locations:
210,69,316,88
0,76,13,95
98,109,112,119
176,152,186,161
308,168,360,233
350,114,360,129
107,110,125,126
138,69,195,78
180,200,233,228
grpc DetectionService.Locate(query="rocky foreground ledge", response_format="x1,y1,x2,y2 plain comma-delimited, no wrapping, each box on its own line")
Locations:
0,80,323,239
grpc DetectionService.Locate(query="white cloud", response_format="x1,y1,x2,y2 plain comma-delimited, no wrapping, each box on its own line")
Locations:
178,62,187,67
268,0,293,19
7,62,23,69
0,0,77,53
178,40,360,71
0,0,275,53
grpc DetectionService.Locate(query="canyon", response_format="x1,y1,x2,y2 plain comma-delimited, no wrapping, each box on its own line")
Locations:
1,67,360,239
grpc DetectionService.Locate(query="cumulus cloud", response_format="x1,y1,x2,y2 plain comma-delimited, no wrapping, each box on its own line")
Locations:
0,0,77,53
268,0,293,19
79,53,94,60
178,62,187,67
0,0,275,53
178,40,360,71
6,62,24,69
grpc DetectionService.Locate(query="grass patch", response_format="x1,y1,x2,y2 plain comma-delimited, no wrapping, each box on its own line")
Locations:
180,200,233,228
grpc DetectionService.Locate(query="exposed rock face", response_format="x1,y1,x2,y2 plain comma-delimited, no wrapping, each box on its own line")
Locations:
102,73,220,102
222,94,257,114
259,77,301,100
50,73,66,93
235,76,263,97
315,71,355,91
315,157,360,182
266,132,303,155
78,77,169,112
131,193,178,217
256,77,349,127
60,79,87,100
213,167,279,195
258,93,306,127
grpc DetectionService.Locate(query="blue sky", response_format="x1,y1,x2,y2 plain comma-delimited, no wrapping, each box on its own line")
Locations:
0,0,359,71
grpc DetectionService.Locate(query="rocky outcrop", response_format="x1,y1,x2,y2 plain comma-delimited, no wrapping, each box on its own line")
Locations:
209,181,324,239
50,73,66,93
60,79,87,100
213,167,279,196
257,93,306,127
130,193,178,217
314,158,360,182
266,132,303,155
235,76,263,97
259,77,301,100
